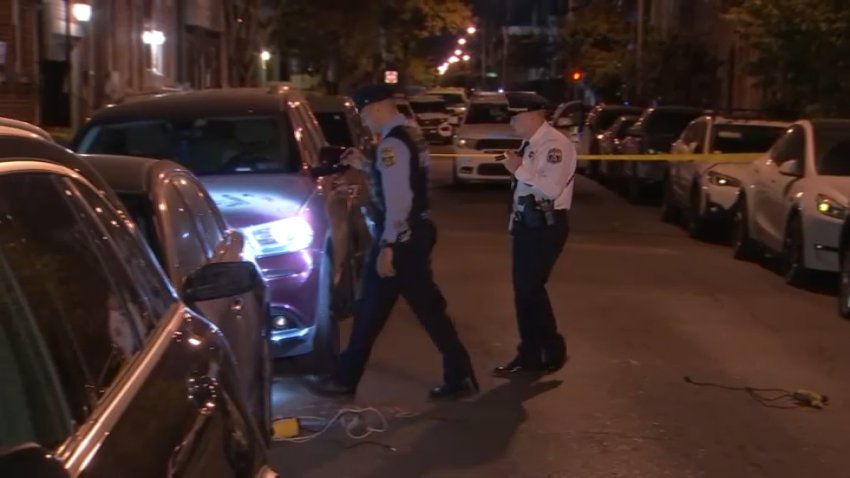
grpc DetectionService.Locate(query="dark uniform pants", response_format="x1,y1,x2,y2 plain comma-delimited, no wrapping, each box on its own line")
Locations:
335,218,472,387
511,210,569,364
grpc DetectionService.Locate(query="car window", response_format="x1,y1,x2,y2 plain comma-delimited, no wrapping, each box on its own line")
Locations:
615,118,638,138
0,255,73,448
770,126,805,164
710,125,785,154
0,172,146,422
814,126,850,175
465,103,511,124
77,116,300,175
314,112,354,147
646,111,702,137
172,173,226,256
159,180,210,284
410,101,448,114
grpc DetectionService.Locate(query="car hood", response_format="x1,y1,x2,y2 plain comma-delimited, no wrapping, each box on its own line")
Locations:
456,124,518,139
200,174,315,229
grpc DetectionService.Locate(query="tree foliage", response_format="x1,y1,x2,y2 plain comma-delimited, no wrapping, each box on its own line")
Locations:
276,0,473,91
725,0,850,115
224,0,285,86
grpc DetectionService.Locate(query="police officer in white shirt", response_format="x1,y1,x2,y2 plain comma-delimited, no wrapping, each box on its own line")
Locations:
494,92,576,377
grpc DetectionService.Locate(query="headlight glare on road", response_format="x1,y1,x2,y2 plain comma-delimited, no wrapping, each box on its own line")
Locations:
707,171,740,187
815,194,847,219
243,216,314,257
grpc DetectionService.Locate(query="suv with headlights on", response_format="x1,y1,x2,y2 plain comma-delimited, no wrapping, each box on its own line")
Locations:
71,86,368,372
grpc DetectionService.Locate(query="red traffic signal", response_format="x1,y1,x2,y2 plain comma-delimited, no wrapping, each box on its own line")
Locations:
570,70,584,82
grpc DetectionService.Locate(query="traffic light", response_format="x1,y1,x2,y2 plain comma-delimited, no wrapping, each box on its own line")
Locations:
570,70,584,83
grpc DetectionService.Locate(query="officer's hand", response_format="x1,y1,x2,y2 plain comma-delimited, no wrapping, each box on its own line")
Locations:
377,246,395,278
341,148,369,171
505,150,522,173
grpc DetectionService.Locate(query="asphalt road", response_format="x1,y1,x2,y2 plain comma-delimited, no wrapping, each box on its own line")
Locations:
269,151,850,478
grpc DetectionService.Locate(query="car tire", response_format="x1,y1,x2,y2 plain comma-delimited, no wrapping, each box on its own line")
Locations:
731,198,758,261
838,248,850,319
781,214,810,286
687,186,708,240
303,249,340,374
451,160,462,187
660,178,679,224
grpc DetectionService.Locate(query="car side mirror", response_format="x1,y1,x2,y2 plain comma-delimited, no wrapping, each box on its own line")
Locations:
778,159,803,177
555,117,574,128
0,443,70,478
309,146,349,178
182,261,263,303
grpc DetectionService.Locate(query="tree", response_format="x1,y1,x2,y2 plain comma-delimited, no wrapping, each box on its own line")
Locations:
223,0,286,86
640,32,721,107
725,0,850,115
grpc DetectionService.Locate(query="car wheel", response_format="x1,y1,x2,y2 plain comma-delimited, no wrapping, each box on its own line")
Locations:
303,249,340,374
451,160,463,187
660,178,679,224
781,214,810,286
687,187,708,239
731,198,757,261
838,248,850,319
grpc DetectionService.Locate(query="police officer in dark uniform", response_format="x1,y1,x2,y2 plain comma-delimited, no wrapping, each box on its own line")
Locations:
494,92,576,377
314,84,478,400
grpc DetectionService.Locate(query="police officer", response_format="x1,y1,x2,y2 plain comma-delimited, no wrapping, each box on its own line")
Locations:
493,92,576,377
314,84,478,400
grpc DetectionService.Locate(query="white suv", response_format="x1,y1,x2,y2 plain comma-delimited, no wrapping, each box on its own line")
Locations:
663,114,788,239
452,93,522,184
732,119,850,285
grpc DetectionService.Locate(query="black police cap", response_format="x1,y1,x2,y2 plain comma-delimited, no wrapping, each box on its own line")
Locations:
351,84,398,110
505,92,550,115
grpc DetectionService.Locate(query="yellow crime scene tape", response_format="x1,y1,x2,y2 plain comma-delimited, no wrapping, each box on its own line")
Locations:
430,152,762,162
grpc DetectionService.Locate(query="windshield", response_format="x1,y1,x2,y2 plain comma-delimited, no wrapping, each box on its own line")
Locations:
591,107,642,131
464,103,511,124
711,125,785,154
815,127,850,175
646,111,701,137
410,101,447,114
314,112,353,147
431,93,465,107
613,118,638,137
77,116,300,175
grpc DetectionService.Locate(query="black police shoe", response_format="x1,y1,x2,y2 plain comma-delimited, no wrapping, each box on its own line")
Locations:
542,336,568,373
492,357,546,377
429,376,480,401
308,375,356,397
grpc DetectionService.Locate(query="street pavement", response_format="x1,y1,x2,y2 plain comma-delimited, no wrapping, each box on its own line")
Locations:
269,151,850,478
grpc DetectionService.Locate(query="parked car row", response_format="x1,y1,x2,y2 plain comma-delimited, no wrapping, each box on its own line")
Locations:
0,85,377,475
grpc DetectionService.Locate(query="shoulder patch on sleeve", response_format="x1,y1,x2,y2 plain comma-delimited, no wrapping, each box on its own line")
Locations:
380,147,396,167
547,148,563,164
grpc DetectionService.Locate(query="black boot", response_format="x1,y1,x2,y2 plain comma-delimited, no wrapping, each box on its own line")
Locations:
429,374,480,401
492,356,546,377
542,335,568,373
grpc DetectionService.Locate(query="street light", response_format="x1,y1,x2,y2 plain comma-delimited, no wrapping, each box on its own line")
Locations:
72,3,92,22
462,54,470,62
467,26,477,34
454,49,462,56
449,56,459,63
458,38,467,46
260,50,271,62
142,30,166,45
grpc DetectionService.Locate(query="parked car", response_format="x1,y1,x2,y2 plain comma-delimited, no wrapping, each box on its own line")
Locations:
426,87,469,125
733,119,850,287
596,114,640,184
452,92,523,184
550,100,587,145
71,87,368,371
618,106,704,203
77,153,272,440
0,135,274,477
0,117,54,142
576,104,643,177
408,95,454,144
307,94,373,152
396,98,423,131
664,114,788,238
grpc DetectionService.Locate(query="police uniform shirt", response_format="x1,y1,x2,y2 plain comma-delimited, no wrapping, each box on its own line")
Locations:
512,121,577,213
372,112,422,245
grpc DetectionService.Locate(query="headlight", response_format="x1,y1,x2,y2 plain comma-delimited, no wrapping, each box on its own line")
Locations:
456,137,476,148
815,194,847,220
243,216,314,257
706,171,740,187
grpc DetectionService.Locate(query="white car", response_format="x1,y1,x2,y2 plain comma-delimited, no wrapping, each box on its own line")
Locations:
452,94,523,184
732,119,850,285
408,95,454,145
427,87,468,125
663,115,788,238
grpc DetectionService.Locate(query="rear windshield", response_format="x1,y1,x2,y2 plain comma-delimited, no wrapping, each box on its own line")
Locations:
410,101,447,114
314,112,353,147
76,116,300,175
646,111,701,137
711,125,785,153
464,103,511,124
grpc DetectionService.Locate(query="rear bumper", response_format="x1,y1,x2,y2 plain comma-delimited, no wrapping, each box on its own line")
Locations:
453,149,512,183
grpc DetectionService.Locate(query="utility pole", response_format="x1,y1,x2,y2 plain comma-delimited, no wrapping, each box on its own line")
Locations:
636,0,645,102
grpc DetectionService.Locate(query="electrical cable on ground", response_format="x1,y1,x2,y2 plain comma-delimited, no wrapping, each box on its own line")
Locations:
272,406,423,445
683,376,828,409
